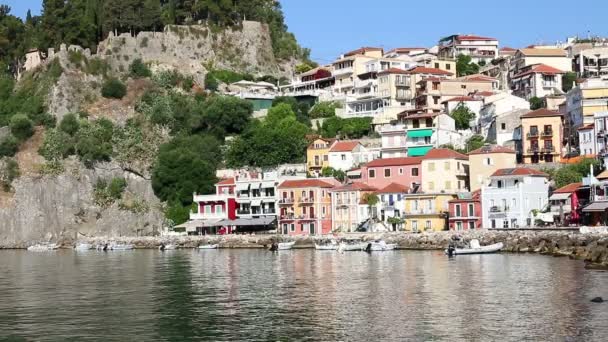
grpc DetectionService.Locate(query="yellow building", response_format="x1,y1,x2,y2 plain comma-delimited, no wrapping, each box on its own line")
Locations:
421,59,457,75
307,138,335,176
521,109,564,164
402,193,456,231
332,47,383,96
420,148,469,192
467,145,517,191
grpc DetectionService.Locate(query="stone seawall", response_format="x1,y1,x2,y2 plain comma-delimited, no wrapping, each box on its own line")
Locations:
59,230,608,268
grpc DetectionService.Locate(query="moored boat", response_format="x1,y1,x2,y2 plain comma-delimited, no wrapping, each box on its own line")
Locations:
74,243,93,251
364,240,397,252
198,244,219,250
278,241,296,250
27,243,59,252
446,239,504,255
159,244,177,251
338,242,366,252
314,240,338,250
109,243,134,251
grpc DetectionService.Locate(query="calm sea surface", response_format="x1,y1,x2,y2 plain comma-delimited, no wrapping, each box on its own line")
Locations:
0,249,606,341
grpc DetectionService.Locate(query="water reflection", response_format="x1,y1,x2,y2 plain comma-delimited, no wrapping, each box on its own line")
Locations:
0,250,606,341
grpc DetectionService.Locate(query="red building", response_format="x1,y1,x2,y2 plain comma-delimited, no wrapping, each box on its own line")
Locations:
360,157,423,190
188,178,237,235
448,190,482,230
550,182,583,225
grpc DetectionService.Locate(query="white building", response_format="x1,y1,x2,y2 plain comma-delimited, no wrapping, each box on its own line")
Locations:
377,183,410,231
481,168,550,228
478,92,530,137
328,140,378,172
578,123,596,157
438,34,499,64
511,64,565,100
330,182,376,232
442,95,484,125
572,46,608,78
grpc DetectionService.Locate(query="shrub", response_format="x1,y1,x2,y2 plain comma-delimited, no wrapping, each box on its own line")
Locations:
59,113,80,136
129,59,151,78
0,135,19,157
39,129,74,161
86,58,109,76
0,158,19,191
9,114,34,141
101,78,127,99
108,177,127,199
93,177,127,207
68,50,85,67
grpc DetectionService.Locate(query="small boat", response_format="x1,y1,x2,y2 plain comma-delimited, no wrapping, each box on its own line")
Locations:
159,244,177,251
109,243,134,251
278,241,296,250
198,244,219,250
27,243,59,252
74,243,93,251
315,240,339,250
446,239,504,255
338,242,366,252
364,240,397,252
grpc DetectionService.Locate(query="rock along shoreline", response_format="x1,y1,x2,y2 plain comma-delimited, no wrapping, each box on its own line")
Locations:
5,230,608,269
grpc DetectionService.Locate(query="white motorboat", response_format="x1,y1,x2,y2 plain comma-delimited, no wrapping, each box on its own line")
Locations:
159,244,177,250
338,242,366,252
278,241,296,250
109,243,134,251
446,239,504,255
74,243,93,251
315,240,339,250
198,244,219,250
363,240,397,252
27,243,59,252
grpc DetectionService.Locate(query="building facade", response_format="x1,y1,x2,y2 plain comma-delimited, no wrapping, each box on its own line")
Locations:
467,145,517,191
520,109,564,164
360,157,422,190
420,148,469,193
307,138,335,176
438,34,499,64
330,182,377,232
511,64,565,100
402,193,455,231
448,191,482,230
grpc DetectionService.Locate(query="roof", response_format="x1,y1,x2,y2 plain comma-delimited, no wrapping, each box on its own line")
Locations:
344,47,383,57
441,95,484,104
376,182,410,194
456,35,497,41
365,157,423,167
457,74,497,82
307,137,336,148
278,179,336,189
377,68,410,75
596,169,608,180
554,182,582,194
330,141,361,153
406,66,453,76
578,124,595,131
332,182,377,192
399,111,441,120
500,47,517,51
582,202,608,212
468,145,516,155
424,148,468,160
216,177,235,186
520,108,563,118
386,47,427,54
475,91,496,97
491,168,549,177
518,48,567,57
512,64,565,78
449,190,481,203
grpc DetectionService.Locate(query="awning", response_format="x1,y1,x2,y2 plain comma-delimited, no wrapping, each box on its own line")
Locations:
174,219,223,232
250,182,262,189
549,193,571,201
582,202,608,212
261,181,275,188
251,199,262,206
236,183,249,191
408,146,432,157
217,216,276,227
407,129,433,138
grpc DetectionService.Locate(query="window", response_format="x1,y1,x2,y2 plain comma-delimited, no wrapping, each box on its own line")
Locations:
468,221,475,230
428,162,435,171
433,96,440,105
425,220,432,230
484,158,493,166
503,219,509,228
456,221,463,231
412,168,419,176
341,154,346,160
497,180,503,188
446,64,451,70
322,206,326,215
369,169,376,178
502,199,507,209
512,198,516,209
384,168,391,178
215,205,223,214
461,84,466,89
491,219,496,228
444,161,450,170
455,204,462,217
428,182,435,191
501,123,506,130
412,220,418,231
434,62,440,68
445,181,451,189
290,224,295,232
399,168,404,175
468,203,474,217
323,155,328,161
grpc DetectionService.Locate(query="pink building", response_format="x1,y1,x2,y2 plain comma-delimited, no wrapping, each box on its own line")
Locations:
360,157,422,190
448,190,482,230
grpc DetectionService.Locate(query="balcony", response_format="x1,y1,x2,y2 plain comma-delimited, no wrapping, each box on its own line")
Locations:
597,129,607,136
279,198,295,205
237,209,251,215
408,208,444,216
299,197,315,204
189,212,226,220
541,146,555,154
333,67,354,76
455,169,467,177
527,146,540,154
489,206,509,213
280,214,296,220
527,131,539,138
263,208,276,214
542,81,558,88
541,130,553,137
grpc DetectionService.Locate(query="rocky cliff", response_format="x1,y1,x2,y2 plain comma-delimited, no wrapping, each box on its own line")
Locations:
0,160,163,248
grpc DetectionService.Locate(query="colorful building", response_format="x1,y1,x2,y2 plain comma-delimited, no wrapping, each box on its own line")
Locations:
278,178,340,236
520,109,564,164
549,182,583,225
420,148,469,192
328,140,377,172
360,157,422,190
376,182,410,231
402,192,455,231
185,178,237,235
330,182,377,232
467,145,517,191
307,138,335,176
448,190,482,230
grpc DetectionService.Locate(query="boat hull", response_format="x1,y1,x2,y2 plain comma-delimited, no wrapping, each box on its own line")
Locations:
198,244,219,249
315,244,338,250
278,242,296,250
447,242,504,255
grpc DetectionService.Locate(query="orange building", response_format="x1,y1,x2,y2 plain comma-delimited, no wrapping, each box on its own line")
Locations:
277,178,340,235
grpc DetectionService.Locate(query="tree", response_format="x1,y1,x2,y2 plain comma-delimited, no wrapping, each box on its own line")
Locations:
198,96,252,137
320,116,372,139
451,103,476,130
101,78,127,99
39,129,74,161
271,96,310,126
562,72,577,93
152,134,221,205
554,168,581,189
129,58,151,78
309,101,341,119
0,135,18,157
321,167,346,182
295,63,314,74
456,54,480,77
464,135,485,153
58,113,80,136
529,96,544,110
9,114,34,141
362,193,379,219
75,119,115,167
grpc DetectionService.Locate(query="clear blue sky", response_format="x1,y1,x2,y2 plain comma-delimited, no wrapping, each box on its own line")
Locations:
5,0,608,64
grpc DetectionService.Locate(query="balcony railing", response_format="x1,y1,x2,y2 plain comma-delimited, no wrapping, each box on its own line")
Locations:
279,198,295,204
489,206,509,213
542,146,555,153
527,147,540,153
527,131,539,138
541,130,553,137
542,81,558,88
263,208,276,214
299,197,315,204
237,210,251,215
597,129,607,136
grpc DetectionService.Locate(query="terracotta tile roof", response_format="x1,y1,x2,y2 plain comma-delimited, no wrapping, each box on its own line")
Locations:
513,64,565,79
399,112,440,120
376,182,410,194
449,190,481,203
554,182,582,194
278,179,336,189
578,124,595,131
423,148,468,160
596,170,608,180
457,35,497,41
365,157,423,167
386,47,427,54
518,48,567,57
330,140,361,152
378,68,410,75
216,177,235,186
419,76,445,83
344,47,383,57
521,108,563,118
406,66,453,76
500,47,517,51
468,145,516,155
441,95,484,103
491,168,549,177
331,182,377,192
307,137,336,148
475,91,496,97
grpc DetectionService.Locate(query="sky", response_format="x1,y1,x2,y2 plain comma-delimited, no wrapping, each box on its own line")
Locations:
5,0,608,64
